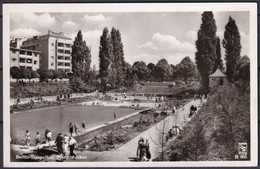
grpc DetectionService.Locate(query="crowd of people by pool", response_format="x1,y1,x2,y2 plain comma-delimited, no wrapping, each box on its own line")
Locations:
22,121,90,159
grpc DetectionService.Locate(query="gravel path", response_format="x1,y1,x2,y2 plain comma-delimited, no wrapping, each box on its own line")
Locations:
92,99,202,161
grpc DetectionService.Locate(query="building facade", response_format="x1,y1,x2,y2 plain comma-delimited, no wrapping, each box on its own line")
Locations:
10,47,40,71
21,30,72,72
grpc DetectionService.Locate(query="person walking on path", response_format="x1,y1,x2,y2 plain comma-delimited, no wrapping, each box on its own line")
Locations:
69,122,73,136
69,136,77,158
136,137,146,161
55,133,64,155
35,132,41,146
144,139,151,161
25,130,31,147
82,121,86,132
114,112,116,119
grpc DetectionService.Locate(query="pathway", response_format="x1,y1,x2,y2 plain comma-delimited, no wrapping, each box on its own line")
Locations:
87,99,203,161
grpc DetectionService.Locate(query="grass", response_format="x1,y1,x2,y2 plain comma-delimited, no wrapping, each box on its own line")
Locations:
161,84,250,161
11,105,137,145
10,82,71,98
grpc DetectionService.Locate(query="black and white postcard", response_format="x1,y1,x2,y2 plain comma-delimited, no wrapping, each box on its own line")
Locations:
3,3,258,167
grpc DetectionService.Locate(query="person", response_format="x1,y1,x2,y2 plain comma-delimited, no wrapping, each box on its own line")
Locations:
189,105,194,117
114,112,116,119
172,106,176,116
144,139,151,161
46,130,52,145
74,123,79,135
69,136,77,158
136,137,146,161
55,133,63,155
82,121,86,132
25,130,30,147
168,129,173,138
63,134,70,156
44,128,50,143
35,132,41,146
69,122,73,136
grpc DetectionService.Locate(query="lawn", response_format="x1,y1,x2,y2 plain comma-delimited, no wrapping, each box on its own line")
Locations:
11,105,137,144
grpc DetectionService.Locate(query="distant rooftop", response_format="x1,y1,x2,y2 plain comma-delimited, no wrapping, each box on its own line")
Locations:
41,30,71,40
209,68,226,78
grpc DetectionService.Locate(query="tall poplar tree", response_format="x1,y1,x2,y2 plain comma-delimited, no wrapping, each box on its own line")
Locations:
222,16,241,81
195,11,218,90
214,37,224,71
71,30,91,81
99,27,113,91
110,27,126,88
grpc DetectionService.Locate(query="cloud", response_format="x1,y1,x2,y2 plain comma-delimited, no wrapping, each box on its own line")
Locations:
81,14,111,22
186,31,197,42
139,33,195,54
11,13,56,29
62,21,77,29
240,31,250,56
10,28,41,38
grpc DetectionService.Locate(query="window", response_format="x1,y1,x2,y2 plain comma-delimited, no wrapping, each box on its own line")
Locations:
65,44,70,48
58,43,64,47
65,63,70,66
58,56,63,60
19,58,25,63
58,50,64,54
27,51,32,56
12,50,16,54
65,50,70,54
27,59,32,63
58,62,63,66
51,43,54,46
51,56,54,59
19,50,26,55
34,54,38,57
12,58,17,62
34,61,37,65
51,63,54,66
65,57,70,60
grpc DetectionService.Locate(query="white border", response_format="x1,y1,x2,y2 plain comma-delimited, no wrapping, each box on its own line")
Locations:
3,3,258,167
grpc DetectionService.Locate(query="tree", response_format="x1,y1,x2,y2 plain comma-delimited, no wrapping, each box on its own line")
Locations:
215,37,224,71
71,30,92,81
195,11,219,90
37,69,53,82
20,68,30,79
234,55,250,87
110,27,126,87
147,63,155,80
222,16,242,81
10,67,22,82
132,61,149,81
27,69,39,82
99,27,113,91
124,62,135,87
176,56,195,81
153,59,172,81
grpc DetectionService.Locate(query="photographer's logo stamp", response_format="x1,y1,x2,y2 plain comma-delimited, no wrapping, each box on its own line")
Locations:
237,142,247,159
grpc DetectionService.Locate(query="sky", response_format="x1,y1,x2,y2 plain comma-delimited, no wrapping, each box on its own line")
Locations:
10,12,249,68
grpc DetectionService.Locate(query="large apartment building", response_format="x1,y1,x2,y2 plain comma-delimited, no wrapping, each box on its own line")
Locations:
21,30,73,72
10,38,40,71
